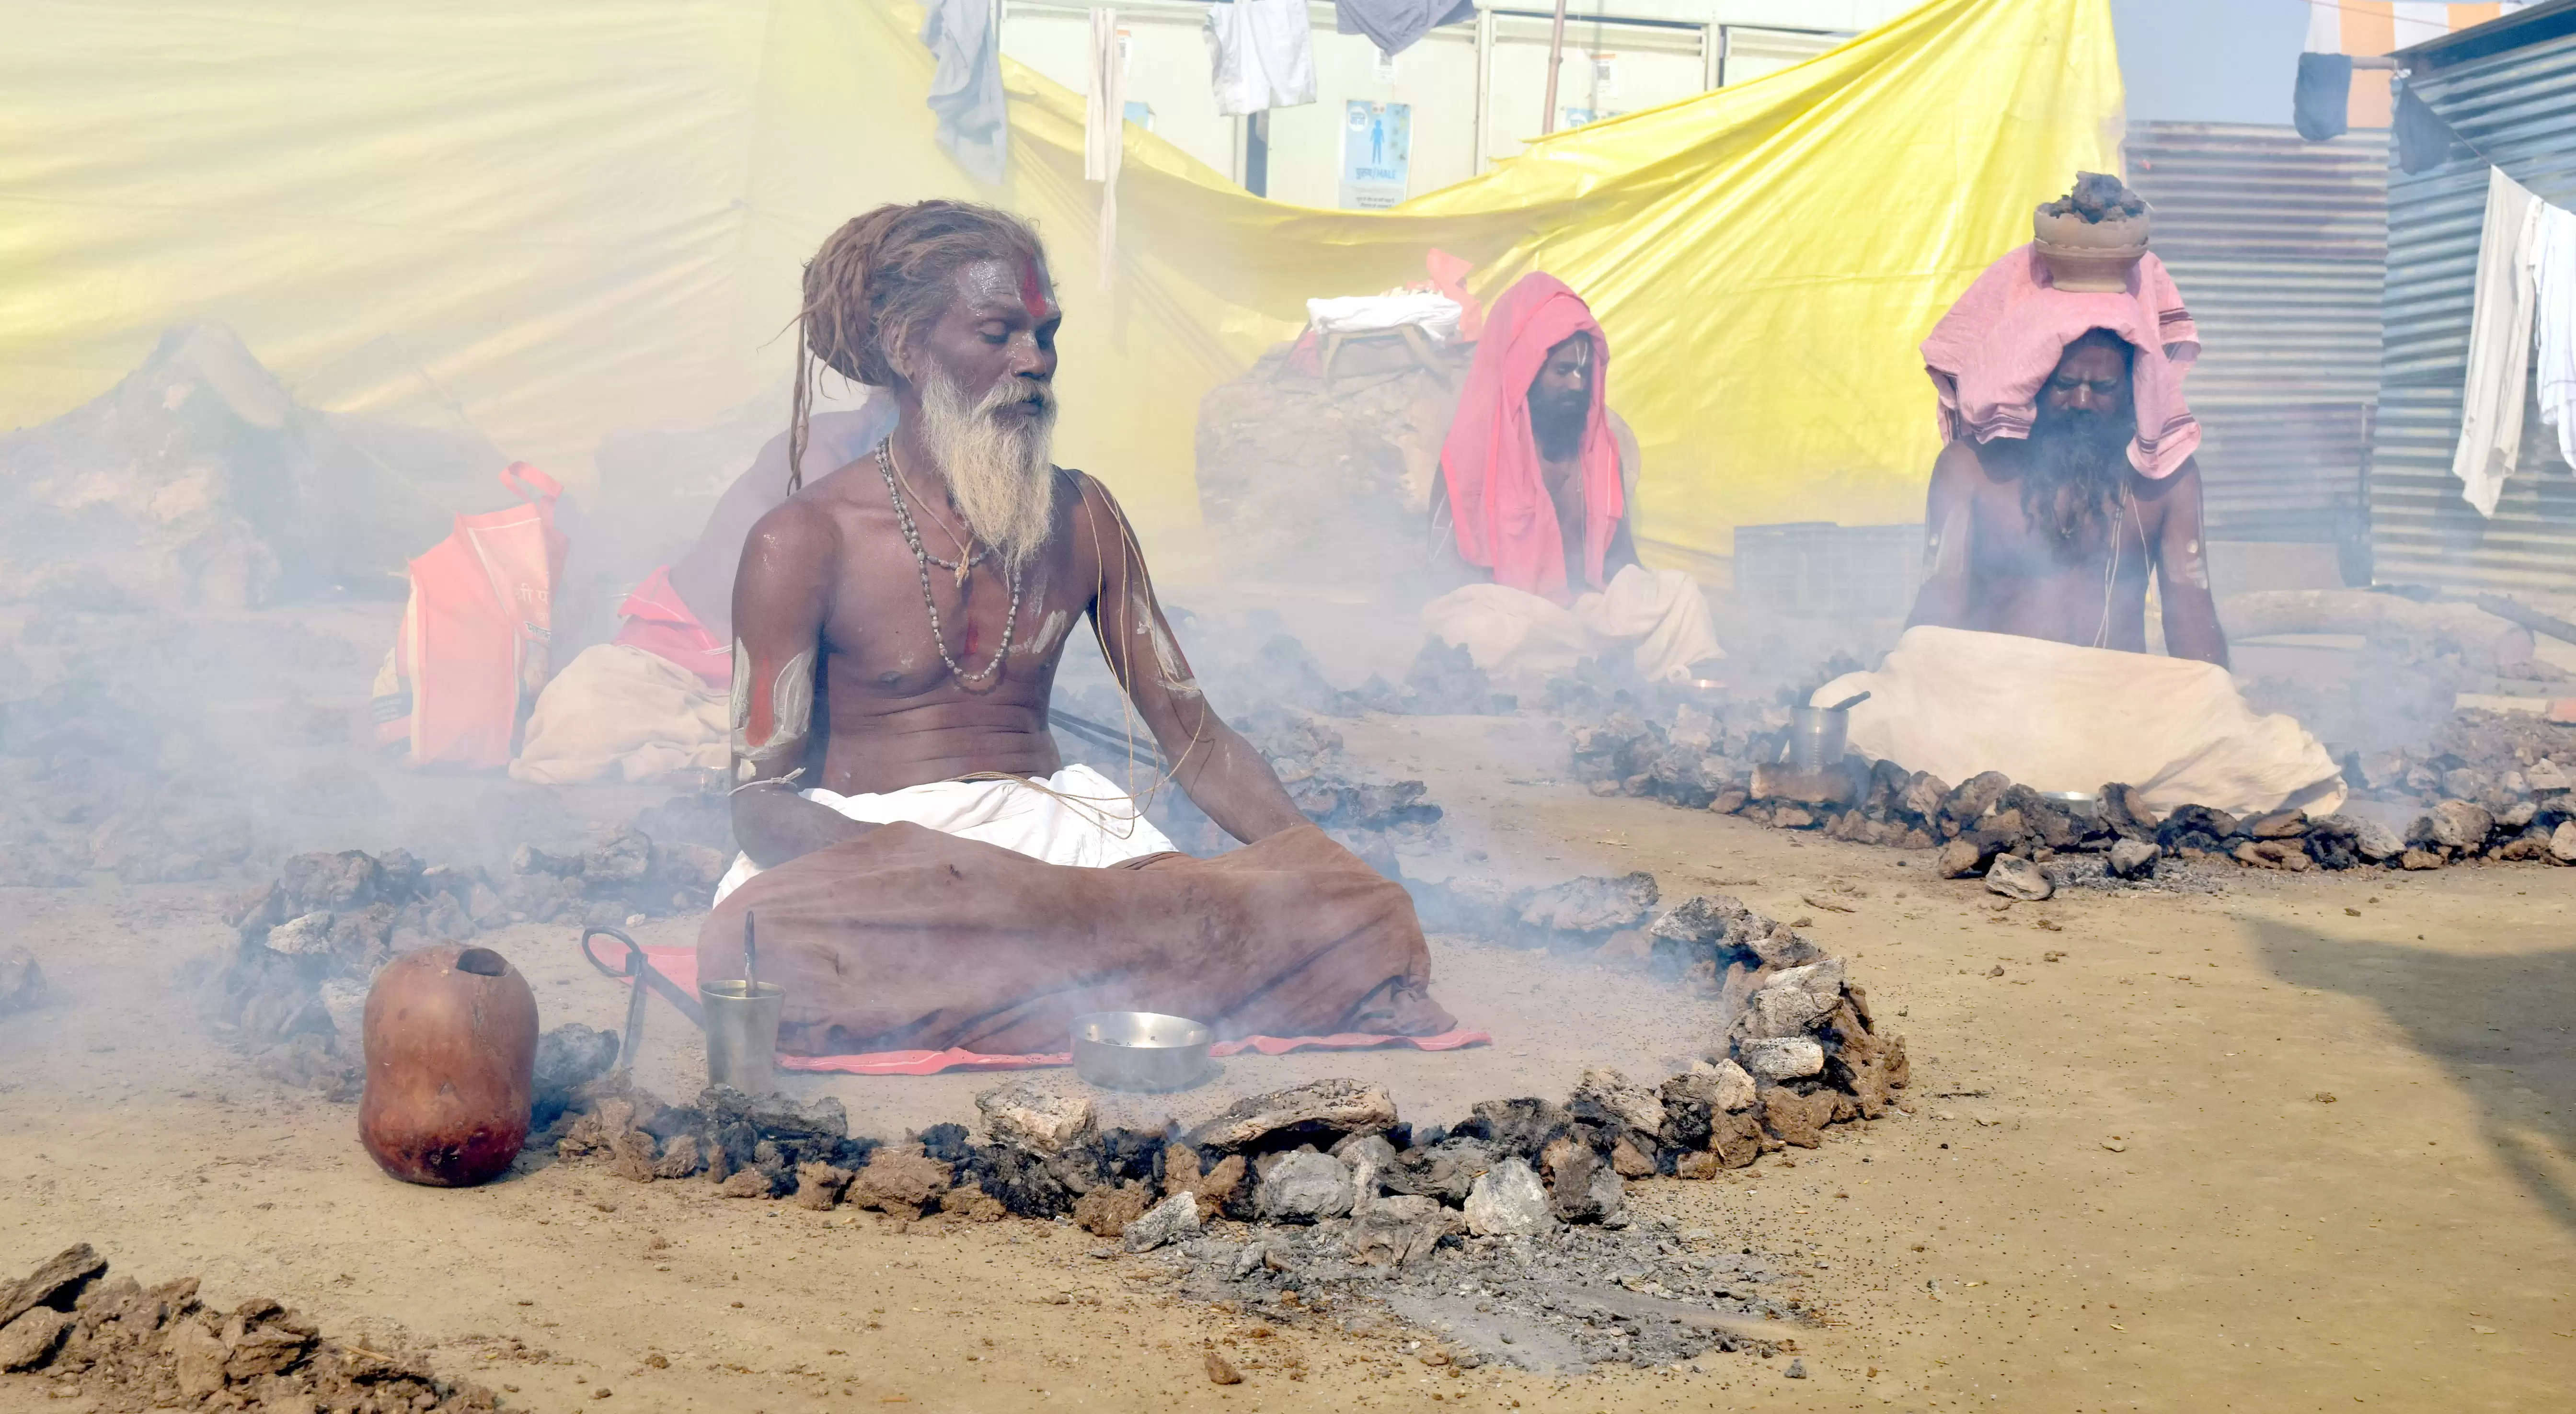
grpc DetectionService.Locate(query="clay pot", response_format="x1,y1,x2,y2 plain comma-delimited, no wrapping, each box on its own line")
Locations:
359,945,540,1186
2032,205,2150,293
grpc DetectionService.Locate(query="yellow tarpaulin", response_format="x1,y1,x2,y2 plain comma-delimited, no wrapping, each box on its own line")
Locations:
0,0,2120,562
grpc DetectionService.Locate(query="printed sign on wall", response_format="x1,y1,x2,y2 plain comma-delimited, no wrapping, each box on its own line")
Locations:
1339,101,1411,210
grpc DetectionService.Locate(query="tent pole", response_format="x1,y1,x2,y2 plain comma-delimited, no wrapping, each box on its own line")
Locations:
1541,0,1569,135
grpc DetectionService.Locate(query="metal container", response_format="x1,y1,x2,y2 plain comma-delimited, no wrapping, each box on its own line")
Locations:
2039,789,2100,815
699,980,784,1094
1071,1011,1213,1093
1785,706,1850,774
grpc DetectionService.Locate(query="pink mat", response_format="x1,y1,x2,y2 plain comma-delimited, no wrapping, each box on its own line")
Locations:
621,942,1490,1077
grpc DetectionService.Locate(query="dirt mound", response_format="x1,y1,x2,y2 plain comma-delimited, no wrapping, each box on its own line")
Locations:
1194,342,1463,587
0,1243,493,1412
0,325,501,610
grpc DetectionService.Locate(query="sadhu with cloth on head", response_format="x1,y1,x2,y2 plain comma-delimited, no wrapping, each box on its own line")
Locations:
1420,273,1725,685
1815,174,2345,821
696,201,1456,1055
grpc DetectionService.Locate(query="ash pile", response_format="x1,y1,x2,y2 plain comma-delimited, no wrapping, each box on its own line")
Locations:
0,1243,493,1412
552,893,1901,1368
1563,695,2576,877
1194,340,1464,589
0,324,496,613
199,811,730,1093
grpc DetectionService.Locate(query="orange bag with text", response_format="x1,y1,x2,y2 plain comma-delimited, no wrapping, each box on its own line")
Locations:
372,464,568,769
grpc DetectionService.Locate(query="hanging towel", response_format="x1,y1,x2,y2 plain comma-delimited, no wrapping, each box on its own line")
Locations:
2292,53,2351,142
1206,0,1317,117
921,0,1009,185
1086,8,1124,290
1333,0,1474,60
2454,166,2545,517
2533,200,2576,472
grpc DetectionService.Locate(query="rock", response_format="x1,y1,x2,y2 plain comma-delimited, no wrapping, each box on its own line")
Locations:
1569,1066,1666,1136
2245,810,2308,839
0,1308,72,1371
0,948,45,1015
219,1300,317,1379
2552,821,2576,864
1122,1191,1204,1252
263,911,338,957
1786,1357,1809,1379
1935,838,1988,878
2106,838,2160,879
2319,813,2405,863
792,1162,854,1210
1073,1182,1154,1237
1254,1150,1355,1223
650,1134,706,1179
1609,1134,1658,1177
1708,1059,1758,1112
2528,758,2572,792
1205,1351,1243,1385
1385,1138,1497,1204
2400,848,2445,870
1739,1036,1826,1081
1983,855,2053,901
718,1169,777,1198
171,1316,229,1396
530,1024,621,1124
2233,840,2312,871
1708,1107,1765,1167
280,850,384,911
1539,1139,1624,1224
1462,1157,1554,1236
1184,1078,1397,1152
846,1148,953,1220
2500,799,2539,829
1342,1200,1461,1266
0,1244,105,1329
2424,799,2495,853
1330,1132,1400,1210
975,1083,1097,1156
1743,959,1846,1038
1515,872,1660,936
1759,1088,1838,1149
1673,1150,1725,1180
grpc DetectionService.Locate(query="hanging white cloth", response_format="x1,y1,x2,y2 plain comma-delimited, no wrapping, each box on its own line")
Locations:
1085,9,1123,290
2453,166,2545,517
1205,0,1317,117
2532,200,2576,472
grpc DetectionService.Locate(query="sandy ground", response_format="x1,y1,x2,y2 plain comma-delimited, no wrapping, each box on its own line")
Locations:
7,712,2576,1414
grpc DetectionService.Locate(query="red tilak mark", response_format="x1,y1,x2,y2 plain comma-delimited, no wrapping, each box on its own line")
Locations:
1018,257,1058,323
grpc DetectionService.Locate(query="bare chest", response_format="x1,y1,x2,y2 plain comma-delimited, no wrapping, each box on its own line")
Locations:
819,512,1093,704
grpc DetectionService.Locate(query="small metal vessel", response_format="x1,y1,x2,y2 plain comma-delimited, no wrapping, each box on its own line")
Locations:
1071,1011,1214,1093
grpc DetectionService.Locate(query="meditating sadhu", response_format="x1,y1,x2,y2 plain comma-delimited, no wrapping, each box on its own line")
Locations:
699,200,1456,1056
1419,273,1724,685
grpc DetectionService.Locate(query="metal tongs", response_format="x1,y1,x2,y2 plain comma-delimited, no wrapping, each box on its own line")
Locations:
581,926,708,1076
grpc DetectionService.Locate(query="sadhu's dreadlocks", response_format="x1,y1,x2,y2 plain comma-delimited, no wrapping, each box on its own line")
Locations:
790,201,1048,493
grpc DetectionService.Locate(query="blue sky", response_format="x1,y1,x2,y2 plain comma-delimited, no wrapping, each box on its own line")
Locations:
2111,0,2313,124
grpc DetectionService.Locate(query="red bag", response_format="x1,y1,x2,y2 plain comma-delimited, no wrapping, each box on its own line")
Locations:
372,464,568,769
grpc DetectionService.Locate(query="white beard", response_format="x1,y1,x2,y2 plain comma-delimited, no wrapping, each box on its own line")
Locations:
915,369,1059,574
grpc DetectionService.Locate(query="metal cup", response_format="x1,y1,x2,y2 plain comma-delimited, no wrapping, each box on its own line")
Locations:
698,980,783,1093
1786,706,1850,774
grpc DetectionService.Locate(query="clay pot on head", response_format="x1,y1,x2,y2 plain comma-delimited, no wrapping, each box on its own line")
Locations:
2032,205,2150,293
359,945,540,1186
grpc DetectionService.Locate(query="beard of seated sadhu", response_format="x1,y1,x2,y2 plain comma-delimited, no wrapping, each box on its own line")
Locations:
713,200,1456,1055
2020,333,2140,548
1527,332,1593,464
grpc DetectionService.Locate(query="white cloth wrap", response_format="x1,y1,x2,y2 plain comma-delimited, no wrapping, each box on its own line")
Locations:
711,763,1176,905
1422,564,1722,686
1306,292,1462,342
1814,625,2346,821
510,643,727,785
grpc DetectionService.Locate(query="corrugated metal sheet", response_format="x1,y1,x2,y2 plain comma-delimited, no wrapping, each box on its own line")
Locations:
2125,123,2387,548
2369,17,2576,593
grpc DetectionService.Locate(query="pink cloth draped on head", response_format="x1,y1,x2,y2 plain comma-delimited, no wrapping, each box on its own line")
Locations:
1920,244,2203,478
1440,273,1622,604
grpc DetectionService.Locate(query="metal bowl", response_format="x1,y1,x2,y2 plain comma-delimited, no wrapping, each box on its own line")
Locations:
2039,789,2100,813
1071,1011,1214,1093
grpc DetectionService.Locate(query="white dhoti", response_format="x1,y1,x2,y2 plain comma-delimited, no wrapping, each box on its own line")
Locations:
711,763,1176,905
510,644,729,785
1816,625,2346,820
1422,564,1723,686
